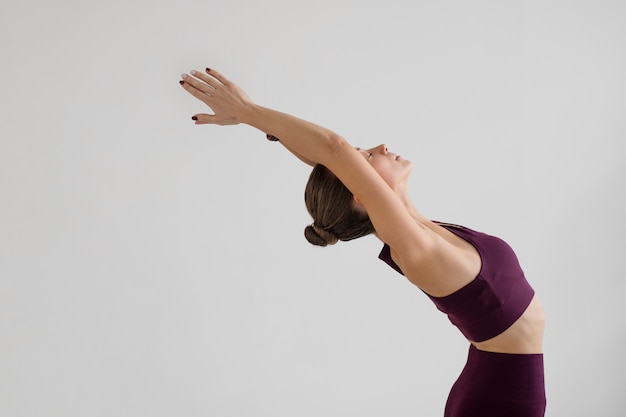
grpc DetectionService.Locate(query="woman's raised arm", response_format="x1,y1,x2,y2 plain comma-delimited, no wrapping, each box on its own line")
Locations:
179,67,439,275
180,68,345,167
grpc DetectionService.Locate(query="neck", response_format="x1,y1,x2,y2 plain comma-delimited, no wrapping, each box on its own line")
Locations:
395,181,428,223
402,197,428,225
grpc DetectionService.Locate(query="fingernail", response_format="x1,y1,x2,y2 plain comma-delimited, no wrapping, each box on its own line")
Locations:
190,70,197,76
181,73,188,79
205,67,211,72
179,80,184,85
191,116,198,121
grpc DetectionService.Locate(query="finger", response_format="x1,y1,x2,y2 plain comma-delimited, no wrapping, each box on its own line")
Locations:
192,113,217,125
190,69,222,88
180,78,213,103
204,67,231,85
181,73,215,93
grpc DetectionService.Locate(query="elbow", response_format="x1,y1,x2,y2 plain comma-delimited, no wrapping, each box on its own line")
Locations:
310,132,351,167
327,132,348,149
326,133,352,159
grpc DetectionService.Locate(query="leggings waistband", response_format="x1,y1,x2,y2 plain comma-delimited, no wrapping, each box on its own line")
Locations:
445,345,546,417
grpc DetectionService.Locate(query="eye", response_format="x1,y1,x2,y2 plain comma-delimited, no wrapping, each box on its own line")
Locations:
368,153,373,159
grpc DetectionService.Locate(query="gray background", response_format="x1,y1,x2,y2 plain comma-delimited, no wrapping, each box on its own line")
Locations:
1,0,625,416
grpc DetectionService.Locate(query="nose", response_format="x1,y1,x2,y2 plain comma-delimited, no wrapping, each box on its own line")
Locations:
376,144,388,154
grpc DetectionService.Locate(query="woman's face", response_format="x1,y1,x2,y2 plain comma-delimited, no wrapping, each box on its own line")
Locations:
357,144,413,190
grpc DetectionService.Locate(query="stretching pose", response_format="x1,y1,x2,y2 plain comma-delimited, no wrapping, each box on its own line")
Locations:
179,67,546,417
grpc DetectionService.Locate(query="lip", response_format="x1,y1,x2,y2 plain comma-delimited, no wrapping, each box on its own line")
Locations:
395,155,401,160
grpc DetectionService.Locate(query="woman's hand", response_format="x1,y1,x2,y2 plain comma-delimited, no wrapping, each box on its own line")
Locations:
179,68,253,125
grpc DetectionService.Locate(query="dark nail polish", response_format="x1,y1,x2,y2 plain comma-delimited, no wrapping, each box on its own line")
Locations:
191,116,198,121
179,80,184,85
205,68,211,72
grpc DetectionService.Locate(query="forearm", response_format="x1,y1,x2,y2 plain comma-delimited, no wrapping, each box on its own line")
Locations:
180,68,346,165
240,104,344,166
278,140,316,167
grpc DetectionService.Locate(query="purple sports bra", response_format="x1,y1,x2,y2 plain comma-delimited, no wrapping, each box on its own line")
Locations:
378,222,535,342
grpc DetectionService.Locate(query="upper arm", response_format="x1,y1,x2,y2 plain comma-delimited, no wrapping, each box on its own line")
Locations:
320,137,435,264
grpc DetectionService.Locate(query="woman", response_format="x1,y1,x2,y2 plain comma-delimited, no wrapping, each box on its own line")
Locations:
179,67,546,417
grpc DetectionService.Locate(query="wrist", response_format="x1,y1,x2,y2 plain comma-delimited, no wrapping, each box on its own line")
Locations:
237,102,261,126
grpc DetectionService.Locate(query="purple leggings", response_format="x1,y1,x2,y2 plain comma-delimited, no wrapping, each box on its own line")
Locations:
444,345,546,417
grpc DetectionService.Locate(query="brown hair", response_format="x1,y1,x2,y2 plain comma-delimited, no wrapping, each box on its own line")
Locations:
304,164,375,246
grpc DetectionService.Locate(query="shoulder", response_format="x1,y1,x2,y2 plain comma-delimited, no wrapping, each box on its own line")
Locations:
386,221,483,296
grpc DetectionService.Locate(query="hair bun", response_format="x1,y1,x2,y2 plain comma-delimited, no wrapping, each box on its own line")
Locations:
304,224,338,247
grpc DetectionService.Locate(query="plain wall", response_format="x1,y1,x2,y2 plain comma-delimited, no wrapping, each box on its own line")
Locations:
1,1,625,416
